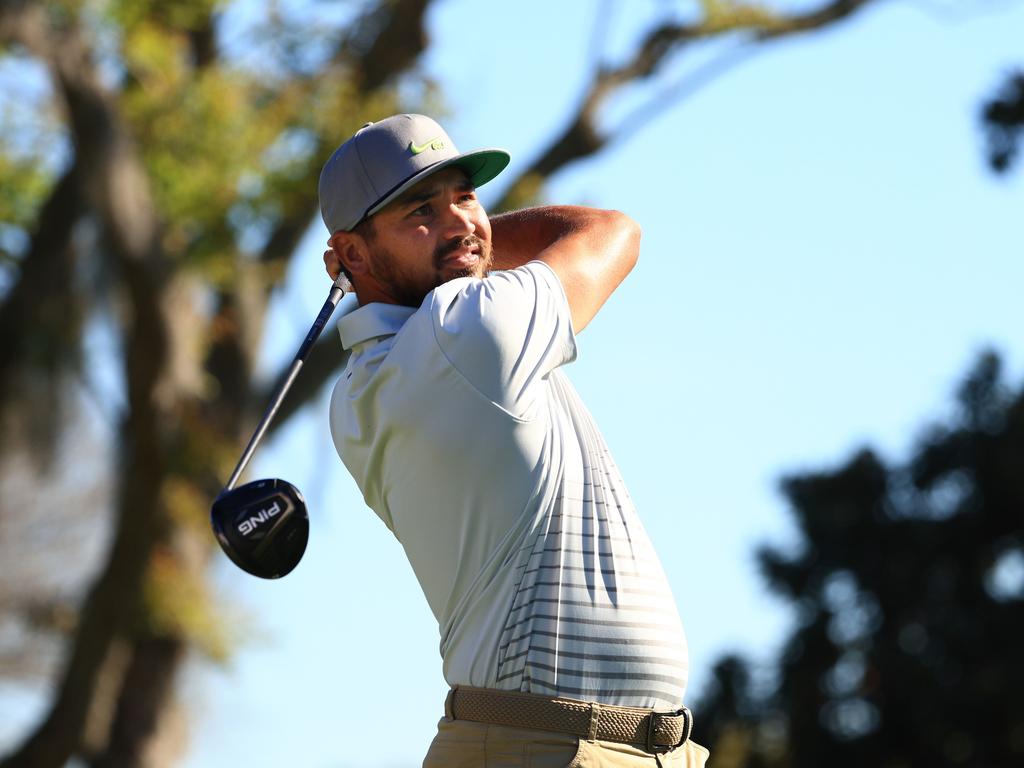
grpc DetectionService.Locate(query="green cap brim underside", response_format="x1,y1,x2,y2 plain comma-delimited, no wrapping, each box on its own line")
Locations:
361,148,511,225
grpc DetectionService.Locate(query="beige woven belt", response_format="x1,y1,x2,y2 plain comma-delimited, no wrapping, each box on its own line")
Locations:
446,686,693,755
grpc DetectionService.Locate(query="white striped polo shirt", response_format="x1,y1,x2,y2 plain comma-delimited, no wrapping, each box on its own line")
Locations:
329,261,688,709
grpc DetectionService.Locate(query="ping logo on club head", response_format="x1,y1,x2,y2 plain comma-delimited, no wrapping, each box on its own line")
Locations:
237,500,283,537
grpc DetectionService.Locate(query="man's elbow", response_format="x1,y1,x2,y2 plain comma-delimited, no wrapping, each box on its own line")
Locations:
602,209,641,274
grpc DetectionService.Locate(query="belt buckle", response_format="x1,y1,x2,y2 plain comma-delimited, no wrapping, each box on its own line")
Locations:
645,707,691,754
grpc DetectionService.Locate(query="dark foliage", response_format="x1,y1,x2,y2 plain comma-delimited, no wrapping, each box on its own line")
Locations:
696,352,1024,767
982,71,1024,173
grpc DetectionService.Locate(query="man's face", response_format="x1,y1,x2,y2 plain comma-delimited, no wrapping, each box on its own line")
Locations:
356,167,493,307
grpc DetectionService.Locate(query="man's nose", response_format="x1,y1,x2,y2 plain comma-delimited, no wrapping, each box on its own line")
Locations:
441,203,476,237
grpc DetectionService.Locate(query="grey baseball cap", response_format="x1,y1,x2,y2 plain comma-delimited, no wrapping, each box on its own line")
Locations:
318,114,511,233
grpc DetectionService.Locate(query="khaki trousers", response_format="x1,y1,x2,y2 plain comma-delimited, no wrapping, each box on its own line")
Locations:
422,717,711,767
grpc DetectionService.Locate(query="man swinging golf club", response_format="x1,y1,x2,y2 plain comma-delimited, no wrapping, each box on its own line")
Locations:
319,114,708,767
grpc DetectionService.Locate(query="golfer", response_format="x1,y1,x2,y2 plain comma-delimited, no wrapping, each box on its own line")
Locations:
319,114,708,767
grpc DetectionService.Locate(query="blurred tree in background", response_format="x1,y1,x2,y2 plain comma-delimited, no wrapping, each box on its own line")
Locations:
690,45,1024,768
0,0,1012,765
981,69,1024,173
693,353,1024,767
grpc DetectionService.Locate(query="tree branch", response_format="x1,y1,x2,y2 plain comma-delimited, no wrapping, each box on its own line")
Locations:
256,0,433,272
0,8,87,430
218,0,434,440
0,5,173,766
0,162,85,440
252,0,883,443
493,0,878,211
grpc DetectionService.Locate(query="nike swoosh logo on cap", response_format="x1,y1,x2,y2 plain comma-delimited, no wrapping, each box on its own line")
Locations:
408,137,445,155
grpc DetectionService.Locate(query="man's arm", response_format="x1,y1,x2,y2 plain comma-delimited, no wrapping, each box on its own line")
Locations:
490,206,640,334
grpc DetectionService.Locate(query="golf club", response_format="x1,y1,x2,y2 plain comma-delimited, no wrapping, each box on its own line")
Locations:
211,274,348,579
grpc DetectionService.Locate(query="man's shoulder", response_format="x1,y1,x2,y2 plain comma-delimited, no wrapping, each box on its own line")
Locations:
426,261,564,317
423,261,576,413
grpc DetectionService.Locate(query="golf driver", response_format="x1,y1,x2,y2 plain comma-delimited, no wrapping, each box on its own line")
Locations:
211,274,348,579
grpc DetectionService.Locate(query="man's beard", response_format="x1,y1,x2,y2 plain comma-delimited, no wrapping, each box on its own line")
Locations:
433,234,493,281
371,235,493,307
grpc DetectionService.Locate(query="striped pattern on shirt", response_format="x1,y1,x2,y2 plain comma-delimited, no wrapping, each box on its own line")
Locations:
494,372,688,710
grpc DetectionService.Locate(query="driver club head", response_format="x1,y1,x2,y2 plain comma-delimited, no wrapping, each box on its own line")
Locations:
211,478,309,579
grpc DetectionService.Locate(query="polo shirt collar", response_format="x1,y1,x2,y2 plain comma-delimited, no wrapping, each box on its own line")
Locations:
337,301,417,350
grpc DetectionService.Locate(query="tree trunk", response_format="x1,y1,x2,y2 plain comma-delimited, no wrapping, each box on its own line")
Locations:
90,635,187,768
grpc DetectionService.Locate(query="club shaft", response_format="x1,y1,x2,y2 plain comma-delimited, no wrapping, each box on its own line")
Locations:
224,281,346,492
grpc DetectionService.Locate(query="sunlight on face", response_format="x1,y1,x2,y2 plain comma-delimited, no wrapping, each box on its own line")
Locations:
361,167,494,306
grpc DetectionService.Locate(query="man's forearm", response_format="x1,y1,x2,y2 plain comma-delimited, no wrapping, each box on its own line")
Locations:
490,206,601,271
487,205,640,334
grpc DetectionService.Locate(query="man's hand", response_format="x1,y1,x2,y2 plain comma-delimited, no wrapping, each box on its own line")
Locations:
490,206,640,334
324,239,342,281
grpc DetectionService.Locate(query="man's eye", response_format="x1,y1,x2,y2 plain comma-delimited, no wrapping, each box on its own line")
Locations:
411,204,432,216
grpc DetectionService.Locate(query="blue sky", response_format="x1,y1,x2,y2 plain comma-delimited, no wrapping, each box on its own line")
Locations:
182,2,1022,766
2,1,1022,766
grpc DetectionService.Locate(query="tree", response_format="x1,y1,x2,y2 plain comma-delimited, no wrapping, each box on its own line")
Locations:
692,352,1024,767
981,70,1024,174
0,1,911,764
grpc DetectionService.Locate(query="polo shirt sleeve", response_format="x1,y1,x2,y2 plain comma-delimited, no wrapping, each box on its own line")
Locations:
429,261,577,415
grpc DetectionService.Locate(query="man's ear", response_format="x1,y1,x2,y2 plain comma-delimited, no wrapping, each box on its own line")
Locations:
329,230,372,277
